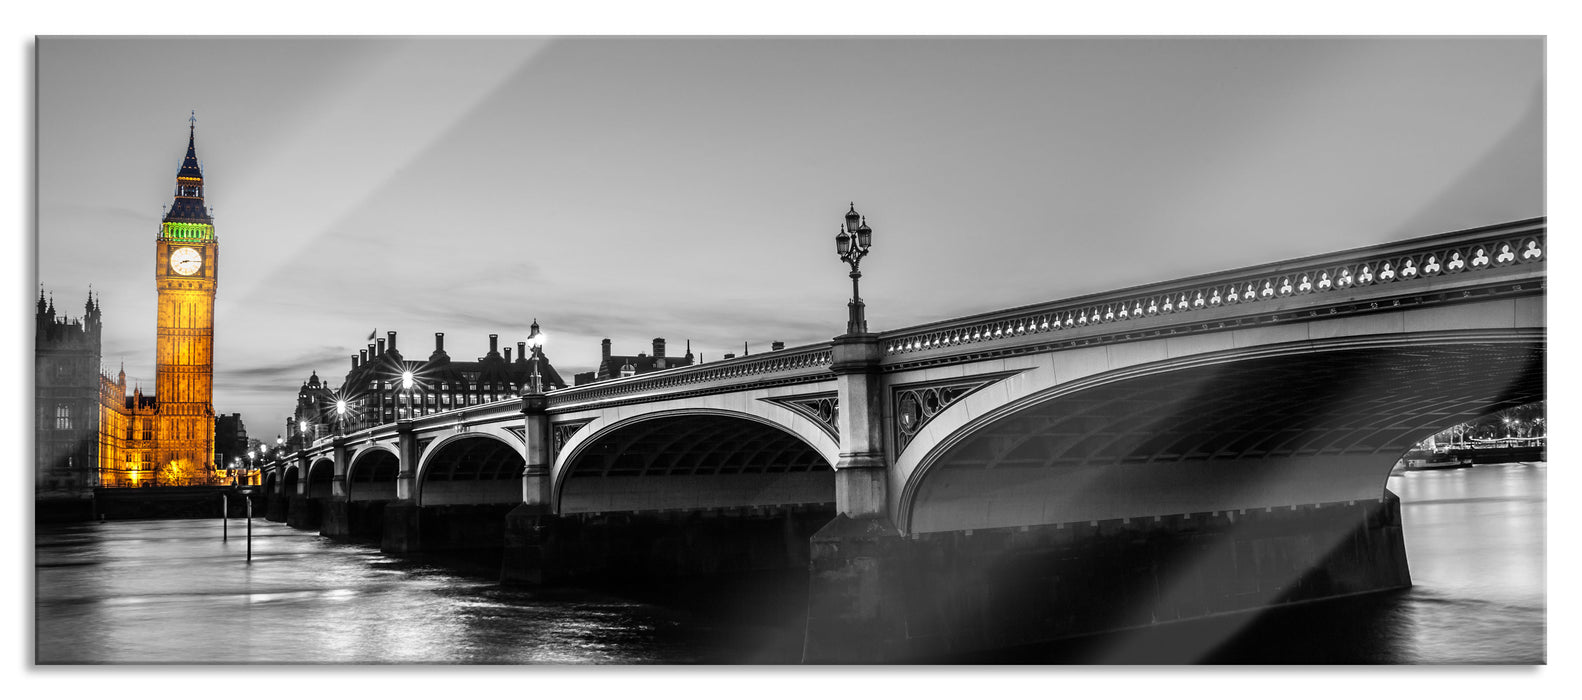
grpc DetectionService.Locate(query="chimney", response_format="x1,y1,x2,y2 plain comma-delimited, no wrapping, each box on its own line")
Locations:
376,338,386,356
504,347,512,363
517,341,527,360
771,341,785,351
723,352,736,360
653,338,666,358
351,354,359,370
367,343,376,360
489,334,499,356
602,338,612,361
360,348,369,365
387,330,397,353
435,332,445,353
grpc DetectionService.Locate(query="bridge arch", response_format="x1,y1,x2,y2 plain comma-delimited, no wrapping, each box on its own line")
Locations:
281,466,299,498
263,469,278,498
306,458,335,500
346,446,399,502
416,432,524,507
897,330,1544,533
553,409,837,514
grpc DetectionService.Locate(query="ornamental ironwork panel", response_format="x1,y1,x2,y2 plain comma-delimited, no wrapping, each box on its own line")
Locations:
551,420,594,458
762,392,839,441
893,370,1025,455
503,426,528,445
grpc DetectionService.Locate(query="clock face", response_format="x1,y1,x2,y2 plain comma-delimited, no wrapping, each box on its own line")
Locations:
170,247,202,276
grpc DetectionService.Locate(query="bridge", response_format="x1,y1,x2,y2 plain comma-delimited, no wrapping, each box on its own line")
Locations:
256,217,1545,662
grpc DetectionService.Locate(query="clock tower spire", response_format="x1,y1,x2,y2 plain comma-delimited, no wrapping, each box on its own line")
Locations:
152,112,219,484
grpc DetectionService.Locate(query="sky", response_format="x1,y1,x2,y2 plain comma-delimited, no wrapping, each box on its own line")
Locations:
34,36,1543,438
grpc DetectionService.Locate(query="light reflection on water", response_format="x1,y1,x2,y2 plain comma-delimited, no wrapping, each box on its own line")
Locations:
36,463,1544,664
35,518,752,664
1384,461,1546,664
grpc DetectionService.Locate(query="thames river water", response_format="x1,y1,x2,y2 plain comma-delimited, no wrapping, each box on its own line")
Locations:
34,463,1545,664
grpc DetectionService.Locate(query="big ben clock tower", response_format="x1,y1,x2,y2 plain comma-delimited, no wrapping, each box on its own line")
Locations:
153,113,218,483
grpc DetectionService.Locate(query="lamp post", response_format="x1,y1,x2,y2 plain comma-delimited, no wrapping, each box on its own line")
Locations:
401,367,415,420
526,320,546,394
335,398,348,436
835,202,875,334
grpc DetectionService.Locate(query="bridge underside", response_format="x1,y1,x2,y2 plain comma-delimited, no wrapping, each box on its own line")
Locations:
307,460,333,500
560,414,835,514
420,438,523,506
909,339,1544,533
347,451,398,502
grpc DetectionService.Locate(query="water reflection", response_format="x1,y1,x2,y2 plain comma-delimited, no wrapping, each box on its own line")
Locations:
36,463,1544,664
36,518,738,664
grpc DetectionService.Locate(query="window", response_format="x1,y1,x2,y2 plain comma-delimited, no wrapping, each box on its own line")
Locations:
56,405,72,430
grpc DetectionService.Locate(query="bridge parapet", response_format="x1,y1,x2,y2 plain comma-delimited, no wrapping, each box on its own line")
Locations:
879,218,1544,359
545,344,835,411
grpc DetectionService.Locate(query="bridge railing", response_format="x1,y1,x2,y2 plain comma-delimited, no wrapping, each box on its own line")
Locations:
879,218,1545,357
545,344,836,408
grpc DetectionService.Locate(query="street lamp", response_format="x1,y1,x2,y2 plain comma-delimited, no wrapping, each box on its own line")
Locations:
335,398,348,435
526,319,546,394
400,367,415,420
834,202,875,334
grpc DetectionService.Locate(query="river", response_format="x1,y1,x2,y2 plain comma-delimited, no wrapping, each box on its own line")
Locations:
34,462,1545,664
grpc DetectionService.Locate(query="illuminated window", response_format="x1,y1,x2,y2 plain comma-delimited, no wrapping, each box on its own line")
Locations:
56,405,72,430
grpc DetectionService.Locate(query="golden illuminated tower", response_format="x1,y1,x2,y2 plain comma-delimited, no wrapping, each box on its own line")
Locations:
152,113,218,484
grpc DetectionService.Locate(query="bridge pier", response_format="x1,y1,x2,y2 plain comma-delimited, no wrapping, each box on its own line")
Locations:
503,504,834,585
264,488,288,522
285,496,322,530
501,390,558,583
804,331,911,662
802,492,1410,662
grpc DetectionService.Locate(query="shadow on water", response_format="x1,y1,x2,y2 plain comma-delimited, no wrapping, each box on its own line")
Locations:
928,590,1419,664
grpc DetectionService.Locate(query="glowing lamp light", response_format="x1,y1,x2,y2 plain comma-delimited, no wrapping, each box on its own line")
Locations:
336,399,348,415
401,369,415,391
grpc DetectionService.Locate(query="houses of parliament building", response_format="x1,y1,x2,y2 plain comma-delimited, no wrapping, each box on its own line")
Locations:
35,117,226,495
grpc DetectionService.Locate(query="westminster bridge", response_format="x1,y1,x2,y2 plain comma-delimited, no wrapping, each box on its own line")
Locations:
256,217,1545,662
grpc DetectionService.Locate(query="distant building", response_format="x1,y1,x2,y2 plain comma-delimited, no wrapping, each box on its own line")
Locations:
289,323,567,445
34,291,105,500
214,413,249,472
573,337,696,385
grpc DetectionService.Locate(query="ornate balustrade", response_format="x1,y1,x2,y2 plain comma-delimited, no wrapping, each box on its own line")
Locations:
545,345,836,410
879,219,1545,357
